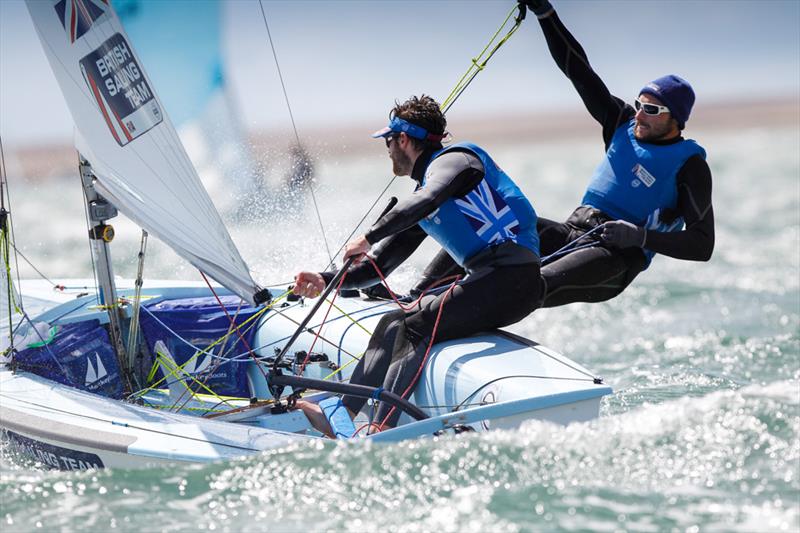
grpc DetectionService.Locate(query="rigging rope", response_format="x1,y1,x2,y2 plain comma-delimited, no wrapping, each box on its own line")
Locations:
440,4,526,114
257,0,333,266
5,242,59,288
323,175,398,272
0,135,22,343
325,4,526,271
125,230,148,378
541,225,604,265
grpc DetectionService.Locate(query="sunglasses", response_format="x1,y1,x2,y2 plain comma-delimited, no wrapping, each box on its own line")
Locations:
634,98,670,116
385,133,399,148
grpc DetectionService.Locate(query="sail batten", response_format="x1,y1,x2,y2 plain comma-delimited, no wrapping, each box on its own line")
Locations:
26,0,259,304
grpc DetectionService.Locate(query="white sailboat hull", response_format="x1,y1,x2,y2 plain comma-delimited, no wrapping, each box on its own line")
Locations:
2,280,611,469
0,369,312,470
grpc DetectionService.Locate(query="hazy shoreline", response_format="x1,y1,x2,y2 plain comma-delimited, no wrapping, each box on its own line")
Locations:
5,96,798,182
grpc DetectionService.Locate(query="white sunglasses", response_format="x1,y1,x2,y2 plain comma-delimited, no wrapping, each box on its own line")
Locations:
634,98,670,116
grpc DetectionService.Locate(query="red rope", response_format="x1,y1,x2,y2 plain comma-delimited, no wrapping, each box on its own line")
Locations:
377,281,457,430
361,255,460,431
353,422,382,437
365,255,460,312
200,272,268,381
297,270,350,374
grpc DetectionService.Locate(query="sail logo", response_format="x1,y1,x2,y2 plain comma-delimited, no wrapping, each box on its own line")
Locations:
183,353,212,375
79,33,162,146
84,353,108,385
54,0,109,44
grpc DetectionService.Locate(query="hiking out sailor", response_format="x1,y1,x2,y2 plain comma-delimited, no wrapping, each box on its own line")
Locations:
292,95,543,435
410,0,715,306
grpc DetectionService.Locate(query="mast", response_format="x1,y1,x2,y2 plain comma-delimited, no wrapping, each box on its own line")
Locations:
79,158,134,392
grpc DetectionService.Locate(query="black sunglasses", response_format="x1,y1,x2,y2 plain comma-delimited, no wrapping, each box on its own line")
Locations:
385,133,399,148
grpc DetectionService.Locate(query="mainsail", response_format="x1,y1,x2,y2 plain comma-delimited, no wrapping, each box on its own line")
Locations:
112,0,257,210
25,0,260,303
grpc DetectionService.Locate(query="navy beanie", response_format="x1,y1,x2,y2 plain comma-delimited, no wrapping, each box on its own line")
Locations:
639,75,695,129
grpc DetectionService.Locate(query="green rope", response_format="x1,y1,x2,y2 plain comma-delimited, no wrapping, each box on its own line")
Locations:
1,229,15,352
135,290,292,404
440,5,525,114
1,229,22,316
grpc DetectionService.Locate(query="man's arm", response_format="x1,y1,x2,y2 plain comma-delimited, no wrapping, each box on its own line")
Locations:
535,7,634,146
293,225,429,298
365,151,484,244
643,155,715,261
315,225,430,290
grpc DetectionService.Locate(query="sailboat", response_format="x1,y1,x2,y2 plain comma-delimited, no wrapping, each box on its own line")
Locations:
0,0,611,469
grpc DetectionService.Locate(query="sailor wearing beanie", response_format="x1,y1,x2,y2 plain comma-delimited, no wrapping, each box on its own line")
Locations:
408,1,715,309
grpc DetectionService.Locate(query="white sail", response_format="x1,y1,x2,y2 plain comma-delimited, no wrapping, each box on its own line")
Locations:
25,0,260,303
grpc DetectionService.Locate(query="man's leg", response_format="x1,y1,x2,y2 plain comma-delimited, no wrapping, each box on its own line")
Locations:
375,263,543,427
537,217,576,256
541,246,646,307
340,309,406,415
297,309,406,437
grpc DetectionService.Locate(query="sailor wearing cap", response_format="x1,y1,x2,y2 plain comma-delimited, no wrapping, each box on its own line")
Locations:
292,95,543,436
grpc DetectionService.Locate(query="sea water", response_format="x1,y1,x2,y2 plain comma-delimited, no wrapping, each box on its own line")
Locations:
1,125,798,532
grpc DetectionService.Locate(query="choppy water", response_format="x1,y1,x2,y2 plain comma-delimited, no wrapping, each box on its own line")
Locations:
1,125,798,532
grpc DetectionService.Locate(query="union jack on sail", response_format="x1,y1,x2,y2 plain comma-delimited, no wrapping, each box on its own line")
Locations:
54,0,109,44
455,181,520,244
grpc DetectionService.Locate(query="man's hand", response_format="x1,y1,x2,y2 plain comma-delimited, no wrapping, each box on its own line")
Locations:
601,221,646,249
292,271,326,298
343,235,370,261
518,0,554,18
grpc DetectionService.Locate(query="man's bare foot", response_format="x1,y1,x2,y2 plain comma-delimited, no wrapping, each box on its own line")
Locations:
294,400,335,438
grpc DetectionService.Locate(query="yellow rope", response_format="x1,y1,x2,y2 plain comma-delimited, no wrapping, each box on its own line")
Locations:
0,229,22,314
320,353,362,381
152,351,235,407
141,304,272,392
328,299,373,336
440,5,523,112
135,290,292,402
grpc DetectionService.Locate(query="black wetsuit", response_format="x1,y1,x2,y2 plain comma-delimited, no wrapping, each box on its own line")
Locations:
324,147,542,426
412,10,714,307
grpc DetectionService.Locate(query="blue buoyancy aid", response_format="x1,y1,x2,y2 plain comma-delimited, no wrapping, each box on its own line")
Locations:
582,121,706,225
417,142,539,266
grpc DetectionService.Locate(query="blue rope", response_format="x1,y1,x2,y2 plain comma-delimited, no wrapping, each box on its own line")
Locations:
541,224,605,265
139,305,256,364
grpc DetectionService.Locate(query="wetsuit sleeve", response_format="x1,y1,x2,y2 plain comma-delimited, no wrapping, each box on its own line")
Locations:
537,11,634,146
364,151,484,244
320,225,430,289
643,155,715,261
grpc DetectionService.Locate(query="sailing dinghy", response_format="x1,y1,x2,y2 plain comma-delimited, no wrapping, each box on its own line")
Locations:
0,0,611,469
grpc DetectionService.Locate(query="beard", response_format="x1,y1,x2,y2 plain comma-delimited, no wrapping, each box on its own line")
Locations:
391,149,413,176
634,119,675,142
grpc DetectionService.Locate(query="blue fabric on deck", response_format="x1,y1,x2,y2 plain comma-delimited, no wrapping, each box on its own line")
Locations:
139,296,261,397
13,319,124,399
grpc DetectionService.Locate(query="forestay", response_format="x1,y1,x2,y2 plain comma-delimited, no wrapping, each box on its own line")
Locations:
25,0,260,303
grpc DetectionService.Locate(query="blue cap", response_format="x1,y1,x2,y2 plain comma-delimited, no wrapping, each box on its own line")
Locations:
639,75,695,129
371,117,445,142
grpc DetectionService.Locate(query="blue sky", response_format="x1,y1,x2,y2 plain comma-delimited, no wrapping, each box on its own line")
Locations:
1,0,798,145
